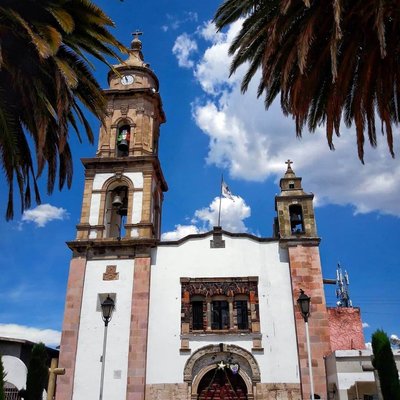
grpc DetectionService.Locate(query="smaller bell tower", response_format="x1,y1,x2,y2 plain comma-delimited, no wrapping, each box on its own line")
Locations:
274,160,331,400
274,159,317,239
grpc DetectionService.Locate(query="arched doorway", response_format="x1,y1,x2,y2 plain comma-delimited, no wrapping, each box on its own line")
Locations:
198,367,247,400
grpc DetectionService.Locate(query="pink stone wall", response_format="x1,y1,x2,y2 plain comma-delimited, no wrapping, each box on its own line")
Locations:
288,245,331,400
126,256,151,400
56,257,87,400
328,307,366,351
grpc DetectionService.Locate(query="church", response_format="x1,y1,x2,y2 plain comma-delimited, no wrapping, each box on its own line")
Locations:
55,35,371,400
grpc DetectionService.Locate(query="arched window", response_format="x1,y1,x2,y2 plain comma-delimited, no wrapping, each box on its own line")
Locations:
105,185,128,238
289,204,304,234
116,124,131,157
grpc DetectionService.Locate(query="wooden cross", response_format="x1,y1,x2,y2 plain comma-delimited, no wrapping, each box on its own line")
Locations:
47,358,65,400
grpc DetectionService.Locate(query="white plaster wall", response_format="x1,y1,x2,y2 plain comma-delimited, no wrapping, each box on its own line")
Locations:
2,355,27,389
73,259,135,400
93,173,114,191
89,193,101,226
146,235,299,385
132,192,143,223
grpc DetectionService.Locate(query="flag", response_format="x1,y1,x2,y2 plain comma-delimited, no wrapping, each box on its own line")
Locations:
222,181,235,201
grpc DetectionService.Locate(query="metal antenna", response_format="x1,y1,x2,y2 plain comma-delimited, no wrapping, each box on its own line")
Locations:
336,262,352,307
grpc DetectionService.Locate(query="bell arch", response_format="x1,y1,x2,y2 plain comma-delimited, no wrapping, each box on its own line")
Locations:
100,176,135,238
115,118,135,157
184,344,260,400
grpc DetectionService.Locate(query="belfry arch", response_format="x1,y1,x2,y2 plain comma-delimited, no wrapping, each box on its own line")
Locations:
184,344,260,400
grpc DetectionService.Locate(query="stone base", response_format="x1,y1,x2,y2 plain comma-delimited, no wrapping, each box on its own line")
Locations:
145,383,189,400
145,383,300,400
256,383,301,400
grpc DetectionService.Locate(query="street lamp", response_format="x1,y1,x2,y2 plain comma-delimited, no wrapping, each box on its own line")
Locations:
297,289,315,400
99,295,115,400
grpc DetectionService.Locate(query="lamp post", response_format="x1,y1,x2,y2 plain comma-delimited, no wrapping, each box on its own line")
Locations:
297,289,315,400
99,295,115,400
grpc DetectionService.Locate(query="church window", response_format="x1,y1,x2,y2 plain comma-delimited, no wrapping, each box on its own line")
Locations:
235,300,249,330
289,204,304,233
116,124,131,157
105,185,128,238
181,277,259,334
191,296,205,330
211,300,230,330
289,181,295,189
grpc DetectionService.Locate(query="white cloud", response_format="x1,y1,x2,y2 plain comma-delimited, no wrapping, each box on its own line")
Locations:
21,204,68,227
162,195,251,240
0,324,61,347
197,21,225,44
362,322,370,328
163,12,198,32
390,334,400,346
161,224,204,241
172,33,198,68
174,19,400,216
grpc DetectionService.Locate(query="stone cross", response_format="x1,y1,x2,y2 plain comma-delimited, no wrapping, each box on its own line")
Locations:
285,159,293,169
47,358,65,400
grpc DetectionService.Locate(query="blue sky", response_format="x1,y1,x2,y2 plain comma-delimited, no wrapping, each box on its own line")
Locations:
0,0,399,347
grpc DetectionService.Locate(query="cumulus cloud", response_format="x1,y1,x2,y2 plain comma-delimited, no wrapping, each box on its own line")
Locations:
162,11,198,32
0,324,61,347
390,334,400,347
172,33,198,68
162,195,251,240
161,224,204,241
21,204,68,227
362,322,370,328
174,20,400,216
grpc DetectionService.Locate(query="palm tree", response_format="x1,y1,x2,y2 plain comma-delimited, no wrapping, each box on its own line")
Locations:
0,0,126,219
214,0,400,162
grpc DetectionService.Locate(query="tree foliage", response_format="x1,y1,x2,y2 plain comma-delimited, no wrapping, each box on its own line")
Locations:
0,356,5,400
213,0,400,162
25,343,48,400
0,0,126,219
372,329,400,400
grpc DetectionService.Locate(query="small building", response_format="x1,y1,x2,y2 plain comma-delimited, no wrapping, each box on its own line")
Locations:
0,336,58,399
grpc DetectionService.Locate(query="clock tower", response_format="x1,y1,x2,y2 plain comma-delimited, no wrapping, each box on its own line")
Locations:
56,34,167,400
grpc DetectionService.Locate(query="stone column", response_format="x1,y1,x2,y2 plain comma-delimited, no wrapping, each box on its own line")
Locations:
288,244,331,400
126,256,152,400
55,257,87,400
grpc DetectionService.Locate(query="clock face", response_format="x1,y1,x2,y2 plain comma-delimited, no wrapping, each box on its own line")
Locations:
120,75,134,85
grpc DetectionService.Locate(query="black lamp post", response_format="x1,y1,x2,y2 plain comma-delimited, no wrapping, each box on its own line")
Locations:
99,295,115,400
297,289,315,400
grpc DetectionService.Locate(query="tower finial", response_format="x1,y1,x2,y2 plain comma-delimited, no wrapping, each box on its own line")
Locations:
131,30,143,51
285,159,293,171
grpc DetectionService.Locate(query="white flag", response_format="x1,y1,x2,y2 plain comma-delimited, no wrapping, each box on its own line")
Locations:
222,181,235,201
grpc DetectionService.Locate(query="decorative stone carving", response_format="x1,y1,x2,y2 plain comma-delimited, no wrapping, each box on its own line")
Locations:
103,265,119,281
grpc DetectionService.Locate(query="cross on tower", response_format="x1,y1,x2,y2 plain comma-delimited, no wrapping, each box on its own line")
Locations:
285,159,293,170
132,30,143,40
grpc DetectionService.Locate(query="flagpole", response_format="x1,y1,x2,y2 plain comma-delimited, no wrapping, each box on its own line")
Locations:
217,174,223,227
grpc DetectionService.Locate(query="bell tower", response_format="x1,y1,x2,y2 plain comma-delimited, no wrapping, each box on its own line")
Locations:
274,159,317,239
275,161,331,400
76,31,167,243
56,34,167,400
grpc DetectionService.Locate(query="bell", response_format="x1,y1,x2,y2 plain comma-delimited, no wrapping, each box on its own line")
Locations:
118,139,129,152
290,213,301,222
112,194,123,208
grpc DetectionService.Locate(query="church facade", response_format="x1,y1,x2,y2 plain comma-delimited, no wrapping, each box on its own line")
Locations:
55,36,366,400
